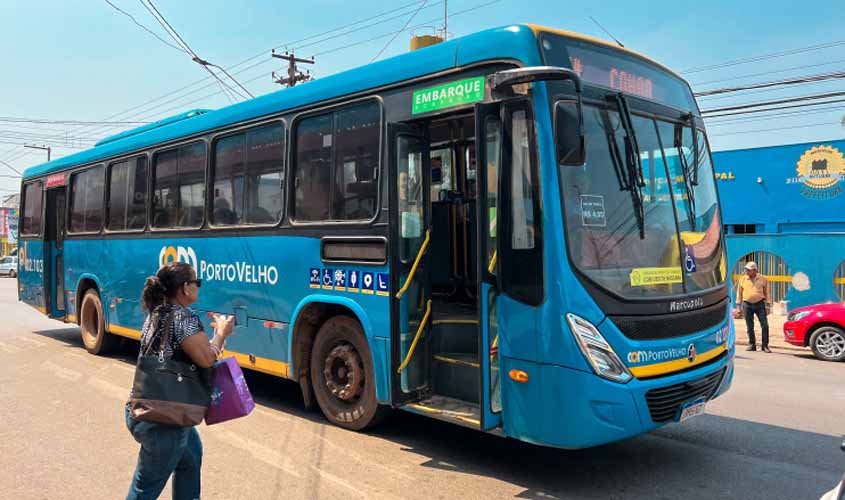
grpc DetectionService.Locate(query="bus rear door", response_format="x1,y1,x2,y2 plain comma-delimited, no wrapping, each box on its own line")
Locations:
43,182,67,319
389,122,432,405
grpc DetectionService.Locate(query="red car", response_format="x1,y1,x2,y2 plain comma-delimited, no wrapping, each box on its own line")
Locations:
783,303,845,362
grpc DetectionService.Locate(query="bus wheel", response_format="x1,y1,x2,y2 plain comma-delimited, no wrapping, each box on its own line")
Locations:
79,289,119,355
310,316,387,430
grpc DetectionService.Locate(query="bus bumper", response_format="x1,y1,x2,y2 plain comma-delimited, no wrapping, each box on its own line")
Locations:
501,352,734,449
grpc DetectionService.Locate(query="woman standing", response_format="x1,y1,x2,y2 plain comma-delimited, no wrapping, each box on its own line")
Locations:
125,262,234,500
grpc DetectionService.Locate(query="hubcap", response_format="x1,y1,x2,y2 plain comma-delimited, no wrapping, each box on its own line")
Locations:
323,343,364,402
816,331,845,358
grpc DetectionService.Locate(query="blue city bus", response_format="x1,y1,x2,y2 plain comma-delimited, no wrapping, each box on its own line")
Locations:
17,24,733,449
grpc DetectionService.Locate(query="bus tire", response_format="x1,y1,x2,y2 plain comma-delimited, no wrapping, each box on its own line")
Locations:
79,289,119,355
310,315,387,431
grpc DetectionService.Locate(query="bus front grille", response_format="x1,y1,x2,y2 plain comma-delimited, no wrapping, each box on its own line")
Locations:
609,298,728,340
645,367,726,423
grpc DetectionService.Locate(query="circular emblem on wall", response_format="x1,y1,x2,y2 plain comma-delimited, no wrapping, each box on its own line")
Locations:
795,145,845,199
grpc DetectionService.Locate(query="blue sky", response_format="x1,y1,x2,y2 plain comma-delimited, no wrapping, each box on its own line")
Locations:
1,0,843,195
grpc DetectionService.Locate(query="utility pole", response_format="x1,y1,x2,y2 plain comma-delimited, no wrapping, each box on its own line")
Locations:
272,50,314,88
24,144,50,162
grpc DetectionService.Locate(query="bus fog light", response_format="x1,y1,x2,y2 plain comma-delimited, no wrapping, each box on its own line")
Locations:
566,313,632,383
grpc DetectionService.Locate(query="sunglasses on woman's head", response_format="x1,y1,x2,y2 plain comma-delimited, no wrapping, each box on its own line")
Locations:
185,279,202,288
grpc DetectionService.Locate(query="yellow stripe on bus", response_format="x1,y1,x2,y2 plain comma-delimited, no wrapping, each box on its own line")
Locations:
104,324,289,378
109,325,141,340
629,344,727,379
221,350,289,378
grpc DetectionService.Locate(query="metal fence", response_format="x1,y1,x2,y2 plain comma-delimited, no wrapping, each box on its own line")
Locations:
732,251,792,304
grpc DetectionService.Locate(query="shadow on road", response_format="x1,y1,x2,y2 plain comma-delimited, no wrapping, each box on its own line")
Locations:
31,326,844,500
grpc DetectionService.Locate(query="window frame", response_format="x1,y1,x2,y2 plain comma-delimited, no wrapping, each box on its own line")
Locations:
104,154,150,234
289,96,384,226
208,119,287,229
498,99,544,306
149,139,209,232
67,164,106,235
20,179,44,238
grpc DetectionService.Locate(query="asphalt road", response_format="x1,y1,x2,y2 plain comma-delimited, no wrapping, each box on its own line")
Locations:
0,278,843,499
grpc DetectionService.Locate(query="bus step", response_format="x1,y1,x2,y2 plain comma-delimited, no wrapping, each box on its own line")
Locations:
431,319,478,355
433,353,479,404
406,395,480,428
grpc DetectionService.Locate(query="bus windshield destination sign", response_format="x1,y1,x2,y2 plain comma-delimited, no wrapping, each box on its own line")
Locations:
412,76,485,115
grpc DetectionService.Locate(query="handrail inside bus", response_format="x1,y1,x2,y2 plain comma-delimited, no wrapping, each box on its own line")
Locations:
488,250,497,274
395,229,431,299
397,299,432,374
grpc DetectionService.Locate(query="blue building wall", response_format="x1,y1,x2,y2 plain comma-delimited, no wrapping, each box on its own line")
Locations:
712,138,845,309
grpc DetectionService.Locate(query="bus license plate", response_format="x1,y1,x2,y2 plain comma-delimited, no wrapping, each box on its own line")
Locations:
677,398,706,422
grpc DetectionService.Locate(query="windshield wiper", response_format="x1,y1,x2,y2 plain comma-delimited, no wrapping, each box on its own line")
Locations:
675,122,697,231
600,110,629,192
612,93,646,239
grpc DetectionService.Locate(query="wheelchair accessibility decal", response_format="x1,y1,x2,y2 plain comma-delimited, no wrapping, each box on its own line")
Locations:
310,268,386,297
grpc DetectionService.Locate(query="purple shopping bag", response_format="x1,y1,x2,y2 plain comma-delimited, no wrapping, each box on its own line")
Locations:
205,356,255,425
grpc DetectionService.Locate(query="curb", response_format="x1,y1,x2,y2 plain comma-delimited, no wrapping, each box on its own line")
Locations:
733,339,808,354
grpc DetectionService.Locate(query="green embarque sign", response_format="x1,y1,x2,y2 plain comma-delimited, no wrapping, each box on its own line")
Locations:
412,77,485,115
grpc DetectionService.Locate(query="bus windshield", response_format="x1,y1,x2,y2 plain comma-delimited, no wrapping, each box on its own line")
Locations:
560,104,726,299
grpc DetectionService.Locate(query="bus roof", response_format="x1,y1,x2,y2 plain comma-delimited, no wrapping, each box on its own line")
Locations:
21,24,679,180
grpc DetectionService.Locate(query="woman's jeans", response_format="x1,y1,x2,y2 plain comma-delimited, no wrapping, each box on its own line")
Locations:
125,407,203,500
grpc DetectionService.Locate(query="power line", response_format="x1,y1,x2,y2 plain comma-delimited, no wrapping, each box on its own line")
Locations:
704,97,845,119
701,91,845,115
139,0,250,101
705,104,845,126
315,0,502,58
0,159,23,176
691,58,845,87
102,0,188,53
43,1,437,143
371,0,429,62
695,70,845,97
681,39,845,74
708,121,842,137
697,76,844,103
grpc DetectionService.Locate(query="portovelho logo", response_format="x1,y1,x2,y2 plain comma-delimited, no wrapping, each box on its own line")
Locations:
627,344,698,365
786,145,845,200
19,243,43,273
158,245,279,286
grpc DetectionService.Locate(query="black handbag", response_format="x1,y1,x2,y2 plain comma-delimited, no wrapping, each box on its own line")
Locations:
128,311,211,426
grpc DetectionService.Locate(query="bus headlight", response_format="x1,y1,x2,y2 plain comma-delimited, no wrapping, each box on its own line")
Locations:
566,313,632,384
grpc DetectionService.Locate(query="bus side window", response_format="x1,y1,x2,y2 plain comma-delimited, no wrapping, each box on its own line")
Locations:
21,181,44,236
212,122,285,226
107,156,147,231
152,142,206,229
500,106,543,305
293,100,380,223
69,165,104,234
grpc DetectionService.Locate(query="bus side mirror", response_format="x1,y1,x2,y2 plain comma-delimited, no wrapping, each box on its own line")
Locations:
555,100,586,166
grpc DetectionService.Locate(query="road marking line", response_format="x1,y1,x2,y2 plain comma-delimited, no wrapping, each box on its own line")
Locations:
0,341,23,354
254,407,415,481
87,376,128,401
41,360,82,382
15,337,47,347
204,426,303,478
307,464,369,499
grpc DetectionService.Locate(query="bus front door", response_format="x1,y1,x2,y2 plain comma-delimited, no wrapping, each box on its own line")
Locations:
389,123,432,405
44,187,66,319
475,102,503,430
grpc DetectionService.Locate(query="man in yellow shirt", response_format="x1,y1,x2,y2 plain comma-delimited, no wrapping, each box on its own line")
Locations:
734,261,771,353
